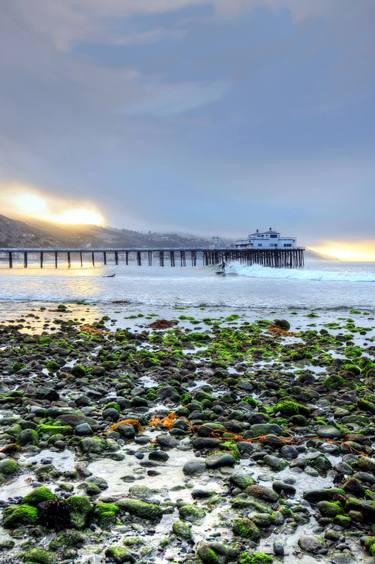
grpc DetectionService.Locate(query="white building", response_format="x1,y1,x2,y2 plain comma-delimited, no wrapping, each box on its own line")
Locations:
235,228,297,249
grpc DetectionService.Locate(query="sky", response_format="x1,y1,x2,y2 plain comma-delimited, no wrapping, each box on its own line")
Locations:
0,0,374,248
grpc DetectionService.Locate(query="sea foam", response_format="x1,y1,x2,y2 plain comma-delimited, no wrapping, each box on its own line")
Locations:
226,262,375,282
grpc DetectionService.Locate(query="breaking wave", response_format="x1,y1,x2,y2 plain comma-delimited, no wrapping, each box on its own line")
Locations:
226,263,375,282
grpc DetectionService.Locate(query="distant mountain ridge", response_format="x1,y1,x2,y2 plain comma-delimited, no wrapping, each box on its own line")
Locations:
0,214,224,249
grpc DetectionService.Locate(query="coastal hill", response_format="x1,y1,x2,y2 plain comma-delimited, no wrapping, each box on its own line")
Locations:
0,214,223,249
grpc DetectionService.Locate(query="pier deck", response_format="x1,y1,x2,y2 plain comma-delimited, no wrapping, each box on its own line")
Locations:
0,247,305,269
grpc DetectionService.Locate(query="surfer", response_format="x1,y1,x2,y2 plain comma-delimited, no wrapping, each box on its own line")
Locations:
216,259,226,275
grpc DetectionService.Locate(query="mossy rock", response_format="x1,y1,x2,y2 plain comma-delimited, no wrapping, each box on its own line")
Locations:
21,548,56,564
117,498,163,521
317,501,342,517
239,552,273,564
172,519,193,540
49,529,86,549
272,400,309,417
0,458,19,476
3,504,39,528
38,424,72,436
197,544,220,563
94,502,119,527
64,496,92,529
232,518,261,540
178,503,206,522
24,487,56,506
105,546,136,563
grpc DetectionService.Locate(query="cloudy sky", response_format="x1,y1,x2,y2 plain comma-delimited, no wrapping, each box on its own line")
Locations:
0,0,374,245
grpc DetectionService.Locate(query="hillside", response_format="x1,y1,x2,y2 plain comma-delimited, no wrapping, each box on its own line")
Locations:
0,214,221,249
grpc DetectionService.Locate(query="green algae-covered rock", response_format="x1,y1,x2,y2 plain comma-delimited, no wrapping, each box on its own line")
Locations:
94,502,119,527
317,500,342,517
172,519,193,540
105,546,136,563
117,498,163,521
3,504,39,528
38,424,72,436
49,530,86,550
24,486,56,506
232,518,261,540
197,543,220,563
0,458,19,476
239,552,273,564
21,548,56,564
178,503,206,522
64,496,92,529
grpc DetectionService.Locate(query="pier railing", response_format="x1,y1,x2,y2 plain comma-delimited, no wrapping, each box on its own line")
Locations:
0,247,305,269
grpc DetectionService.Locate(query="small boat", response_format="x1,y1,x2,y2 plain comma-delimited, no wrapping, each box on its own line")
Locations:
103,273,116,278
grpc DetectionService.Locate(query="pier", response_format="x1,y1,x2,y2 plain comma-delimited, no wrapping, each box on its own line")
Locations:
0,248,305,269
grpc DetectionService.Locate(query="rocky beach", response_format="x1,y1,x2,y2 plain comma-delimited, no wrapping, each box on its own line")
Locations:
0,300,374,563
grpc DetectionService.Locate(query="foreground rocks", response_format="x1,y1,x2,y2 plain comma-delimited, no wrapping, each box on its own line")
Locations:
0,306,374,562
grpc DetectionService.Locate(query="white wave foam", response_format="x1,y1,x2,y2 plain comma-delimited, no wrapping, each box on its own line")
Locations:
226,263,375,282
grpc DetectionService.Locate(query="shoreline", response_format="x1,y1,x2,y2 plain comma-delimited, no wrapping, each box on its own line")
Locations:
0,305,374,562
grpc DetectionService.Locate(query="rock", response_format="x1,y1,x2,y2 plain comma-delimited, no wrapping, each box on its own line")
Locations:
317,426,343,439
273,541,285,556
351,457,375,474
272,481,296,497
263,454,287,471
116,424,136,439
197,543,220,564
317,500,342,517
20,548,56,564
298,535,324,553
183,460,206,476
273,319,291,330
230,471,255,490
247,484,279,502
64,496,93,529
105,546,136,563
232,518,261,540
80,437,106,453
303,488,345,504
0,458,19,476
280,445,299,459
179,503,206,522
149,450,169,462
3,504,39,528
172,519,193,540
249,423,283,436
75,423,93,436
192,438,221,450
117,498,163,521
24,486,56,505
205,454,236,469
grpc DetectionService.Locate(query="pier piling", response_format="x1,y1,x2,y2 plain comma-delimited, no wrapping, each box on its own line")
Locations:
0,247,304,269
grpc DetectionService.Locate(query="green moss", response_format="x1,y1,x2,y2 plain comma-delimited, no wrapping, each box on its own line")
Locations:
272,400,309,416
172,519,192,540
94,502,119,526
117,498,163,521
239,552,273,564
197,544,219,563
178,504,206,522
324,375,345,389
105,401,121,412
105,546,135,563
3,504,39,528
24,487,56,506
232,518,261,540
38,423,72,436
21,548,56,564
0,458,19,476
49,530,86,549
64,496,92,529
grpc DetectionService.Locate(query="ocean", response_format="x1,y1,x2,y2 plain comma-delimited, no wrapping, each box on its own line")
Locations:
0,258,374,310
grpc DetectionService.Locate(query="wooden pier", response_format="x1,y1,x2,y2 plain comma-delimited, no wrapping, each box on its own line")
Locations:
0,247,305,269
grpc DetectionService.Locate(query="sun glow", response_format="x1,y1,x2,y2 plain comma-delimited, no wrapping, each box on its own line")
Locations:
0,184,105,226
309,242,375,262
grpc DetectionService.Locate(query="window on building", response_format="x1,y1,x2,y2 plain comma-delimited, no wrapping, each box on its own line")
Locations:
284,244,292,247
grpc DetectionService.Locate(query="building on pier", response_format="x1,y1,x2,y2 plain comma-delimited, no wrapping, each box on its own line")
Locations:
235,228,297,249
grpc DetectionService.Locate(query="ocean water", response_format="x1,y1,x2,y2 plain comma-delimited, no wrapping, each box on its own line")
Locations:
0,258,374,313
